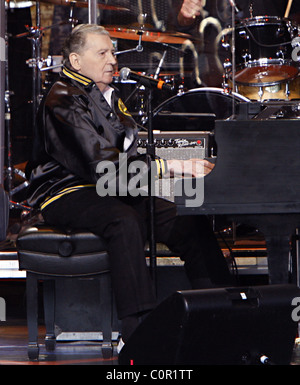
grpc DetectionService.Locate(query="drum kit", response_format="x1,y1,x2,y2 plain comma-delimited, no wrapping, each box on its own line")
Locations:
225,15,300,102
3,0,300,204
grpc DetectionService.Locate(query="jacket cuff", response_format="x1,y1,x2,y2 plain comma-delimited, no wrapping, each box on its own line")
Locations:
155,158,168,178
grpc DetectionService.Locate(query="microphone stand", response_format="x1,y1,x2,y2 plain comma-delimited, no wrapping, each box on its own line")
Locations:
121,54,171,289
145,86,157,289
147,54,166,286
140,60,176,289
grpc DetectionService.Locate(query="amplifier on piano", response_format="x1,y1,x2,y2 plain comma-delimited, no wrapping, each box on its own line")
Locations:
137,131,213,202
137,131,213,160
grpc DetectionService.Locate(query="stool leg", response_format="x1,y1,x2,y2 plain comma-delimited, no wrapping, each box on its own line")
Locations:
26,272,40,360
99,273,113,359
43,279,56,351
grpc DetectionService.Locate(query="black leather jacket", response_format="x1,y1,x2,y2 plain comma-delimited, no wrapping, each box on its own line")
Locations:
25,67,163,209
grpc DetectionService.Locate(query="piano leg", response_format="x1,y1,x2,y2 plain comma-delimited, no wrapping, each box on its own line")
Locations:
265,234,291,284
230,215,300,285
296,229,300,286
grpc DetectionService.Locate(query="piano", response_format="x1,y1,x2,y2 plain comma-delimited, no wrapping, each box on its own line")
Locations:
175,119,300,284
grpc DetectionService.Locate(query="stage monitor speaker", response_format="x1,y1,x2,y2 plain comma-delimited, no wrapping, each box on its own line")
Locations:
119,285,300,365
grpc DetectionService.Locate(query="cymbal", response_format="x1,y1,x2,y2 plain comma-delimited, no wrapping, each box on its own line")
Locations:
38,0,130,11
106,27,191,45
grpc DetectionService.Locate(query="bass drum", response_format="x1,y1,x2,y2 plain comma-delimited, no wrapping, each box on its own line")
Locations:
153,88,250,131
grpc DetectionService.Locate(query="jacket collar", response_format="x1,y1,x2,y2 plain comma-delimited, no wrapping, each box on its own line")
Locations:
62,66,93,87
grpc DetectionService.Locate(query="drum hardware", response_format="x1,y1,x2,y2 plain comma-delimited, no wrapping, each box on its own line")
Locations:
108,21,188,98
15,24,42,116
114,29,144,56
249,3,253,19
153,49,167,79
222,14,300,101
3,13,31,210
14,1,79,109
231,74,300,102
113,13,187,57
39,55,63,73
133,48,168,125
224,16,300,91
292,36,300,62
113,14,148,57
3,86,28,205
285,0,294,19
117,41,184,125
106,26,191,46
112,16,150,125
6,1,75,209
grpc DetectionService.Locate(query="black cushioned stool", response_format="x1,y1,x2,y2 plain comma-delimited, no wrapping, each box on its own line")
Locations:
17,224,113,360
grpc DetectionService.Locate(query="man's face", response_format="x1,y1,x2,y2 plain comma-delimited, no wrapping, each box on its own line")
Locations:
71,32,117,91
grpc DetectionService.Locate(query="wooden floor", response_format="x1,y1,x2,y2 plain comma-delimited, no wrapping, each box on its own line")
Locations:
0,323,119,365
1,319,300,366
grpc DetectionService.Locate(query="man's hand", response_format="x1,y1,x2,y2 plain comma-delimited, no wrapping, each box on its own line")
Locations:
166,158,215,178
179,0,205,21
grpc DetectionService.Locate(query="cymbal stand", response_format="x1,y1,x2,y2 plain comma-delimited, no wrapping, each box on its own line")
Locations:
25,2,78,118
128,49,167,125
26,1,43,123
115,12,146,56
115,30,144,57
4,32,13,198
114,30,147,123
8,4,76,211
68,1,78,28
4,7,30,210
5,5,43,210
225,0,237,118
31,5,78,74
123,45,171,126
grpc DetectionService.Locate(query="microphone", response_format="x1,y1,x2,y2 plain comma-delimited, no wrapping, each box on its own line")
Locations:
119,67,173,91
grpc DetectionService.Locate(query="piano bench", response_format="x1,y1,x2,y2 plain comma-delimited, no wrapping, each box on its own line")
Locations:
16,224,113,361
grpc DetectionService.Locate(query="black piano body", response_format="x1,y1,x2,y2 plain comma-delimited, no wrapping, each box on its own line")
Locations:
175,119,300,284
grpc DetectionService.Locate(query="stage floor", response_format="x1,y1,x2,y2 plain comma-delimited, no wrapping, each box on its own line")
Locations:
0,213,298,366
0,323,119,365
1,323,300,366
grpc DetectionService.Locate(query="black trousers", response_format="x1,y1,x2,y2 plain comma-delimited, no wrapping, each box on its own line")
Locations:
42,188,232,319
